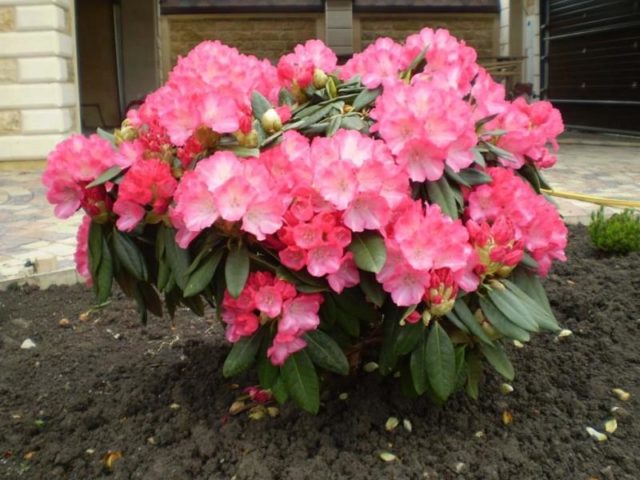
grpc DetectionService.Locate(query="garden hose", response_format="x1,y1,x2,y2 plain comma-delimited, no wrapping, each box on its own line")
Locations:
541,189,640,209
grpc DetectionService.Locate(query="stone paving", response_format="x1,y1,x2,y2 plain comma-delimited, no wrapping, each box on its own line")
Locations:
0,141,638,287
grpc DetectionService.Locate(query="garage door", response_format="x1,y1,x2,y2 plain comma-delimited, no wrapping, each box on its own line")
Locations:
541,0,640,132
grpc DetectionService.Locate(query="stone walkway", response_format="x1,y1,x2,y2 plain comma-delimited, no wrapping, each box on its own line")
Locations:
0,141,638,287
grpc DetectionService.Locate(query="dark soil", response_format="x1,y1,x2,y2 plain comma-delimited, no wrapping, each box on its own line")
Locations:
1,225,639,480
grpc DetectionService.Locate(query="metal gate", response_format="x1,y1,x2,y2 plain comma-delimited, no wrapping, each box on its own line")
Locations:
541,0,640,133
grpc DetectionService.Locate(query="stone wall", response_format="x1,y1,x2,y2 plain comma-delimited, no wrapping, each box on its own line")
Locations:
357,14,498,59
161,14,323,77
0,0,79,165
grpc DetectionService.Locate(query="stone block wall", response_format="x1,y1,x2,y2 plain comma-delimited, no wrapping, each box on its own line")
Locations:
0,0,79,165
161,14,324,78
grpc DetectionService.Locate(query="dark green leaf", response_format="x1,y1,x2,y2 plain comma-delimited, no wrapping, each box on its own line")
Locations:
394,321,424,355
379,304,401,375
454,345,467,390
96,236,113,303
520,252,539,270
257,329,279,389
138,282,163,318
410,331,429,394
406,45,428,72
426,322,456,401
184,249,224,297
96,127,116,146
479,296,531,341
304,329,349,375
225,244,250,298
271,376,289,404
351,87,381,111
359,271,385,307
113,230,148,281
163,227,191,290
473,148,486,167
451,299,494,344
349,232,386,273
282,350,320,414
479,342,514,380
223,330,264,377
86,165,123,188
503,279,558,331
278,88,294,106
251,90,273,119
482,141,515,163
488,287,539,332
326,115,341,136
88,221,103,279
181,293,205,316
426,177,458,219
465,350,483,399
475,113,498,129
156,257,171,292
340,115,368,132
457,168,492,186
510,266,553,315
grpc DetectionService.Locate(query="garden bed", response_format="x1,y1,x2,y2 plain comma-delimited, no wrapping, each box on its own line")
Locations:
1,224,638,480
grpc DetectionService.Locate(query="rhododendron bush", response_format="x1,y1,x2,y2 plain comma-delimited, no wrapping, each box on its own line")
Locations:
44,29,568,414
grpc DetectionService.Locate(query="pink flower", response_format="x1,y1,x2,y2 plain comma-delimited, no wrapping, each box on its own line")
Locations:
267,332,307,366
327,253,360,293
75,215,92,284
340,37,411,88
278,39,337,88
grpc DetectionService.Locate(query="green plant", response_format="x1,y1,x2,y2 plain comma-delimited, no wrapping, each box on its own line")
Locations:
589,207,640,254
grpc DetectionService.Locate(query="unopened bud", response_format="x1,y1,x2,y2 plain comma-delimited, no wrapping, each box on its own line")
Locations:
312,68,329,89
500,383,514,394
261,108,282,133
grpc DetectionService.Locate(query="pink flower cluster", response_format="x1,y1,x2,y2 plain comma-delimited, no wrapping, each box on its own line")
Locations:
222,272,322,365
339,37,411,88
43,134,127,219
378,201,477,306
467,216,524,278
466,168,567,275
129,41,280,146
277,39,338,88
170,151,289,247
75,215,92,283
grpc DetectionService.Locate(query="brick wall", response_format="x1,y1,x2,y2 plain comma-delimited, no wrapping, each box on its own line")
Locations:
0,0,79,165
357,14,498,59
161,14,324,77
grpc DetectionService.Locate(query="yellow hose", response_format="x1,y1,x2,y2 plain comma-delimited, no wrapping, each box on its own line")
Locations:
541,189,640,209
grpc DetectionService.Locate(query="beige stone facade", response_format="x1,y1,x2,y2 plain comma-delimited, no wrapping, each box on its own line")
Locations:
0,0,80,167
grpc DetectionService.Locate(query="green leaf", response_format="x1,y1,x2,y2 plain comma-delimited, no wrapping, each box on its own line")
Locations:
457,168,492,186
251,90,273,119
271,376,289,404
181,293,205,317
304,329,349,375
426,177,458,219
465,351,483,399
88,221,103,279
96,236,113,303
96,127,116,146
351,87,381,111
138,282,163,318
282,350,320,414
503,279,559,331
157,257,171,292
379,304,401,375
183,249,224,297
487,287,539,332
394,321,424,356
326,115,342,136
482,141,515,163
410,332,428,394
223,145,260,158
518,163,542,193
451,299,494,344
223,330,264,378
340,115,368,132
332,288,379,323
425,322,456,401
359,271,385,307
86,165,123,188
479,342,515,380
113,230,148,281
473,148,486,167
225,244,250,298
479,296,531,342
349,232,387,273
510,266,553,315
278,88,294,106
163,227,191,290
405,45,428,72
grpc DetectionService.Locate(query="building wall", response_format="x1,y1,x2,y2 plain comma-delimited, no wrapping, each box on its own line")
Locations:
0,0,80,166
160,13,325,80
356,13,498,58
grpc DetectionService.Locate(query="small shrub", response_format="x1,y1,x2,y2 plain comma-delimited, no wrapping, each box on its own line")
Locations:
589,207,640,254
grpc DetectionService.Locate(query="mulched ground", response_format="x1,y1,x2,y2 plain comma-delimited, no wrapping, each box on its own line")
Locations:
0,224,638,480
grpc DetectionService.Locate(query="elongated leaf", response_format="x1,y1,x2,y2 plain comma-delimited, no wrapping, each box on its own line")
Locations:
479,296,531,341
96,236,113,303
271,376,289,404
521,252,539,270
138,282,163,318
278,88,294,106
465,351,483,399
426,322,456,401
326,115,341,136
410,332,429,394
257,331,279,389
510,266,553,315
488,287,539,332
503,279,558,331
223,330,264,377
88,221,103,280
482,141,515,163
304,329,349,375
251,91,272,119
299,103,339,128
225,244,250,298
479,342,514,380
113,230,148,281
163,227,190,290
405,45,428,72
451,299,494,344
454,345,467,390
340,115,367,132
518,163,542,193
359,271,385,307
183,249,224,298
426,177,458,219
473,148,486,167
97,127,116,146
352,87,381,111
349,232,386,273
445,310,470,333
379,305,401,375
457,168,492,186
394,321,424,356
282,350,320,414
332,288,379,323
86,166,123,188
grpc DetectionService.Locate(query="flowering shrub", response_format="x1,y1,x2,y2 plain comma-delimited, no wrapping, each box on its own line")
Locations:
44,31,568,413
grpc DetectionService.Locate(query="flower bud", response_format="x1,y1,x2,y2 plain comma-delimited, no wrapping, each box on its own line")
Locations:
261,108,282,133
312,68,328,89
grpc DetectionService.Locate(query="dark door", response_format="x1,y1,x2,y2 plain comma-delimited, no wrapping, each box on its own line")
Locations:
541,0,640,133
